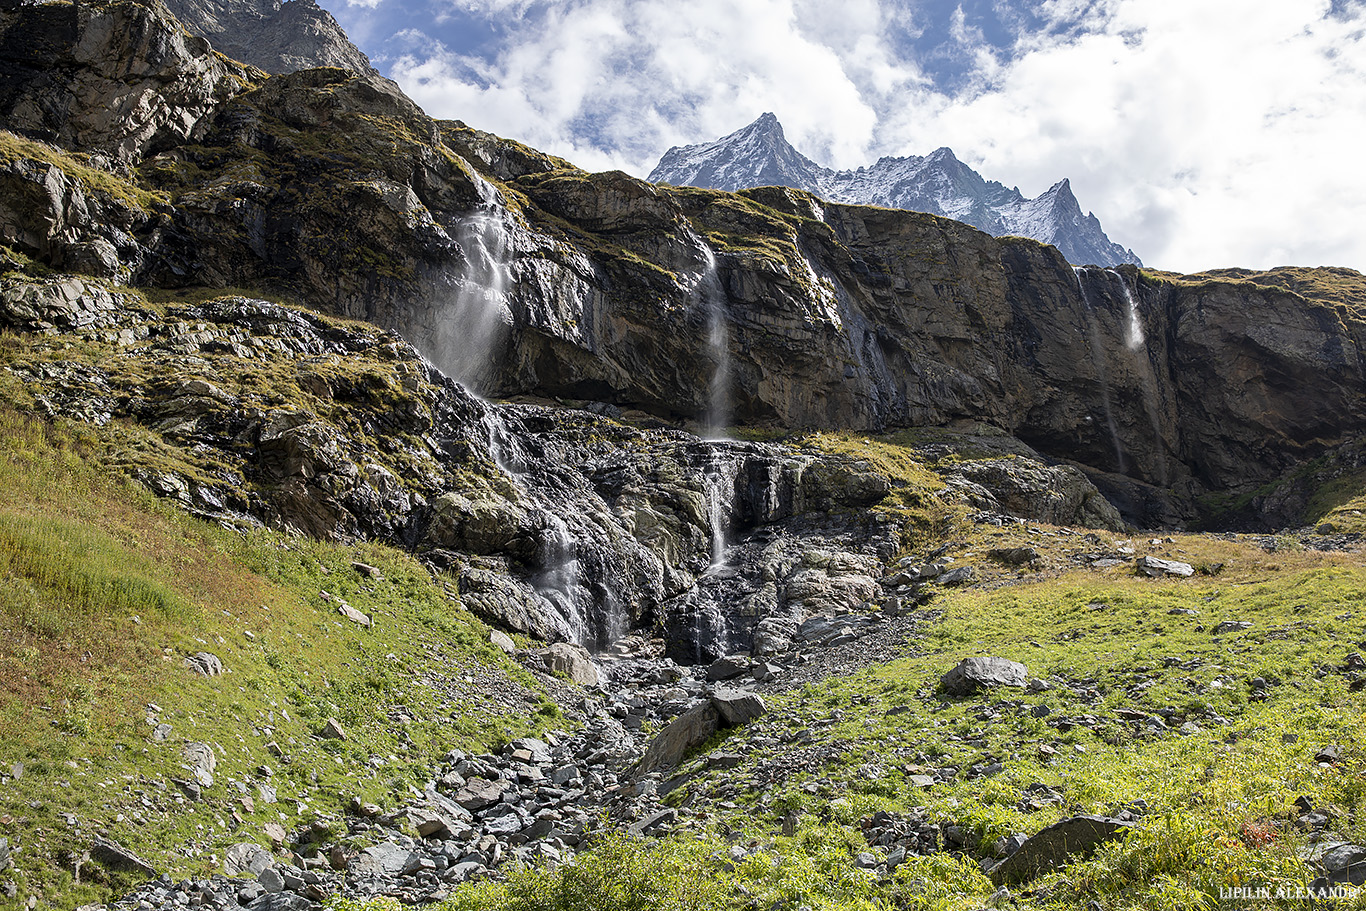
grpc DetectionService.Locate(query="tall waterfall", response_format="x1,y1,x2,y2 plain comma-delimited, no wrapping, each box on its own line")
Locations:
1110,270,1168,485
694,243,731,439
434,204,514,393
1073,267,1126,474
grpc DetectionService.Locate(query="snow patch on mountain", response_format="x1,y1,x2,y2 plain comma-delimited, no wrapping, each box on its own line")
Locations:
648,114,1140,267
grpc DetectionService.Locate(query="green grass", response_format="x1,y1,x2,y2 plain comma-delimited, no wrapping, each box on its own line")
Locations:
0,407,559,910
0,130,167,213
407,531,1366,911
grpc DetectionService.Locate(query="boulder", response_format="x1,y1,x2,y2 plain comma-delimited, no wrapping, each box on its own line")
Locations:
711,688,766,725
989,815,1133,884
223,842,274,876
454,777,505,811
1136,556,1194,577
541,642,599,686
637,702,720,774
940,657,1028,696
184,651,224,675
89,837,156,878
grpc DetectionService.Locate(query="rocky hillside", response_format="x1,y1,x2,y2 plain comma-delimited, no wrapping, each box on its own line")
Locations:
0,3,1365,910
3,0,1361,533
648,112,1143,267
160,0,376,76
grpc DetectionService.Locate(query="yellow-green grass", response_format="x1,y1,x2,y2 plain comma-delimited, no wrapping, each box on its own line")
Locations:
0,408,559,910
416,533,1366,911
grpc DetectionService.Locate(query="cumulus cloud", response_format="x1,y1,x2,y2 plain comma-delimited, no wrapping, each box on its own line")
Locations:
371,0,1366,271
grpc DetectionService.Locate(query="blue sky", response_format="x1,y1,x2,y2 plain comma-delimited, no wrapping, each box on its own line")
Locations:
325,0,1366,273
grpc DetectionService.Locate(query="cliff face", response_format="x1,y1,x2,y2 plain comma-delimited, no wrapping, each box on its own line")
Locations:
160,0,377,76
1,0,1364,530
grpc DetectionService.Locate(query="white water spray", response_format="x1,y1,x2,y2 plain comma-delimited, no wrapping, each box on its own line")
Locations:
1109,270,1168,485
704,456,732,568
694,244,731,439
435,210,514,392
538,514,587,645
1073,267,1126,474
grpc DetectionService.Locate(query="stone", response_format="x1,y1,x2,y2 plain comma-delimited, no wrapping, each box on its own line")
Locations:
337,603,372,628
317,718,347,740
89,836,157,878
989,547,1041,566
454,777,505,811
1321,844,1366,874
490,630,516,653
938,565,978,585
351,561,383,578
257,867,285,893
1136,556,1195,577
706,655,750,681
262,823,288,849
1213,620,1252,634
1316,745,1344,764
710,688,767,725
541,642,599,686
940,657,1028,697
350,842,416,877
184,651,225,675
184,742,217,788
989,816,1133,884
224,843,275,877
637,702,721,774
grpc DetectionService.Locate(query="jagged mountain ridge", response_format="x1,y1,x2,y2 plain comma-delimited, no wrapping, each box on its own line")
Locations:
160,0,376,75
649,113,1142,267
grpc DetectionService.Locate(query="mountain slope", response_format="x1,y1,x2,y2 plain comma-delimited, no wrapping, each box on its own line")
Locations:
648,114,1141,267
160,0,377,75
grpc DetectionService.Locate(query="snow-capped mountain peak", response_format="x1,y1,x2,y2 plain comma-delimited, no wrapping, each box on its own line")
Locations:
648,115,1140,267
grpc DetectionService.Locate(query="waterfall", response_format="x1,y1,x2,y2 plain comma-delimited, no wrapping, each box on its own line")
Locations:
1109,271,1169,485
536,514,587,645
692,243,731,439
1113,269,1146,351
434,210,514,393
704,455,732,567
1073,267,1126,474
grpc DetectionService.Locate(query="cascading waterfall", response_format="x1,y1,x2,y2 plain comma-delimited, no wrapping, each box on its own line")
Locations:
693,451,736,662
536,514,587,645
1073,267,1127,473
694,243,732,439
1109,270,1169,485
477,405,618,649
433,188,515,393
704,455,732,567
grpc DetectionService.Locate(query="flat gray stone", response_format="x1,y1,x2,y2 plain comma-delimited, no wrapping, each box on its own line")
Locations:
990,815,1133,884
941,657,1028,696
1136,556,1194,577
711,688,766,725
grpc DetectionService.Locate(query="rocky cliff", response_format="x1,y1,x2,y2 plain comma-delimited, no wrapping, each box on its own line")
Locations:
160,0,376,76
0,0,1363,536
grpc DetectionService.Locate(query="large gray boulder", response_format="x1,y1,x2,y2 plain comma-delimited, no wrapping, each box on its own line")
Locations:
989,815,1133,884
541,642,599,686
711,688,766,725
940,657,1028,697
637,702,720,774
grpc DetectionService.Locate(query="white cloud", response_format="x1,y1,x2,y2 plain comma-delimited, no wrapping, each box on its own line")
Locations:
378,0,1366,271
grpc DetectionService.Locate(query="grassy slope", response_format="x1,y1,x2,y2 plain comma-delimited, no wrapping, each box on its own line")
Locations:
0,407,558,910
433,516,1366,910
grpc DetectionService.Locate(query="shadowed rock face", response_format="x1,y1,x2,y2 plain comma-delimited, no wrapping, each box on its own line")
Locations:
1,0,1364,531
